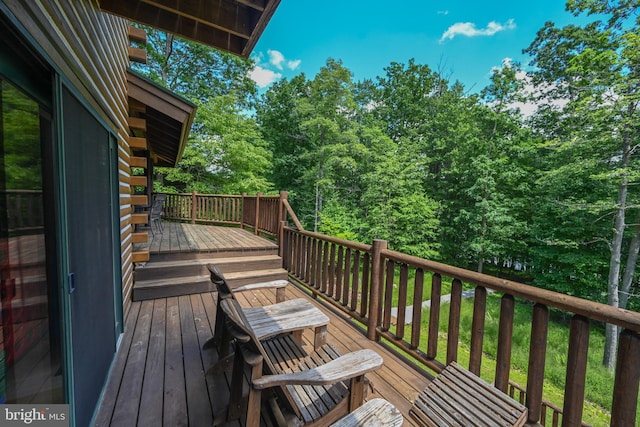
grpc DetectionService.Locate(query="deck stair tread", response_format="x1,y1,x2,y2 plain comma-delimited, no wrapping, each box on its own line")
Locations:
133,274,211,289
135,255,281,272
134,254,283,282
133,249,287,300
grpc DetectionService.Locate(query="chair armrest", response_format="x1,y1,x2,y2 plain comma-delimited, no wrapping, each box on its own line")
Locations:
252,349,382,389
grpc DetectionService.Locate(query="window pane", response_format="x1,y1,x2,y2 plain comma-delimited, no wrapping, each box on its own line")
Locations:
0,79,63,404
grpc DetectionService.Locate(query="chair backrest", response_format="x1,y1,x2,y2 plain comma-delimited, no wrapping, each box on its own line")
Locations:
213,264,303,420
149,195,165,219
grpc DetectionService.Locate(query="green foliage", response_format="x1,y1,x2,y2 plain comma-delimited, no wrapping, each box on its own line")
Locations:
1,82,42,190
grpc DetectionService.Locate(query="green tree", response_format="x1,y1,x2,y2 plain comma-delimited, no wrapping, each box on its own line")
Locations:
134,27,274,195
159,96,272,194
524,0,640,369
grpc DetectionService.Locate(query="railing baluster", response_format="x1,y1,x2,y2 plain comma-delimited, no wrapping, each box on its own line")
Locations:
526,303,549,425
360,253,370,318
309,237,317,287
411,269,424,349
427,273,442,359
343,248,352,306
495,294,515,392
303,235,310,282
396,264,409,340
350,251,360,312
611,329,640,426
314,238,322,290
469,286,487,375
335,246,344,301
328,243,336,297
321,241,329,294
447,278,462,364
562,315,589,426
382,260,395,331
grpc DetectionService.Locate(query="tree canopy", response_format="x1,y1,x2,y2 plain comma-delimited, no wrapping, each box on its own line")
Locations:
135,1,640,370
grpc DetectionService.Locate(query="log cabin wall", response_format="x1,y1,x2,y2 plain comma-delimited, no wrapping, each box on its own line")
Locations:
4,0,136,317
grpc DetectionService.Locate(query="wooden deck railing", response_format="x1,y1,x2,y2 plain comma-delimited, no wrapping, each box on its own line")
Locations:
160,191,303,237
281,226,640,426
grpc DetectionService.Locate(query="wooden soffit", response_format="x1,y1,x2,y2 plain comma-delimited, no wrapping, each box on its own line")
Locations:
99,0,281,58
127,69,197,167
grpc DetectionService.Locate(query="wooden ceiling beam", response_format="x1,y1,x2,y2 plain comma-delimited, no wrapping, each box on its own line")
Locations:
140,0,257,40
102,0,246,54
236,0,267,12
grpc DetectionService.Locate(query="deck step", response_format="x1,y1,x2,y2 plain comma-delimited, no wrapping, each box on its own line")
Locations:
132,268,289,301
134,255,283,281
132,253,288,301
132,275,215,301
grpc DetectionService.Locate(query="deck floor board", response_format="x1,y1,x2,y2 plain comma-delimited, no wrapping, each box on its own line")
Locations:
137,222,278,258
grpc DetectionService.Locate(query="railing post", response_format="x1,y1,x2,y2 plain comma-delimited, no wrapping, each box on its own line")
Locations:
562,315,589,427
255,192,262,235
611,329,640,426
526,303,548,426
367,239,387,341
279,191,287,223
278,191,287,246
191,191,197,224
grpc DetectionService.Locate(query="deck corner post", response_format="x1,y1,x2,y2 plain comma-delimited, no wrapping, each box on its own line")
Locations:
367,239,387,341
190,191,197,224
279,191,288,223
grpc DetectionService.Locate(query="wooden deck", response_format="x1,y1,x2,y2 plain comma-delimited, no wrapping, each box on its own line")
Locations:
137,222,279,259
94,283,430,426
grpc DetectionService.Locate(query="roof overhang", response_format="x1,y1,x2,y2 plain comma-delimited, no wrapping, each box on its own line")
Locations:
99,0,281,58
127,69,197,167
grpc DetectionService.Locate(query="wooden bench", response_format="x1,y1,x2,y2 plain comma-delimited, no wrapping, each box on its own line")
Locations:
216,295,385,427
410,361,527,427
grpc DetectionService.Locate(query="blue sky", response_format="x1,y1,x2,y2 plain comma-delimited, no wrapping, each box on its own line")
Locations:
250,1,582,93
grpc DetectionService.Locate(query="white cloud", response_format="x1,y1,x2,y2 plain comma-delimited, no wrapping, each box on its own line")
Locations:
249,65,282,88
268,49,285,70
287,59,302,70
250,50,301,88
437,10,449,15
440,19,516,42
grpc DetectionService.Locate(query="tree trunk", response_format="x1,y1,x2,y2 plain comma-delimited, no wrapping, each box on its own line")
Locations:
603,134,631,370
620,218,640,310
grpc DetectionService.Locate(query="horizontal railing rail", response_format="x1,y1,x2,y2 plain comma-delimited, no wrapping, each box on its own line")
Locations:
281,226,640,426
158,191,303,243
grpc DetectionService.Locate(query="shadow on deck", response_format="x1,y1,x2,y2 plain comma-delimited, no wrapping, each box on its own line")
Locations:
94,283,430,426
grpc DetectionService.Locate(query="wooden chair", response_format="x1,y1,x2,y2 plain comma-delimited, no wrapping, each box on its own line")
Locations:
409,361,527,427
206,264,330,348
205,264,330,373
149,194,165,236
216,295,384,427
